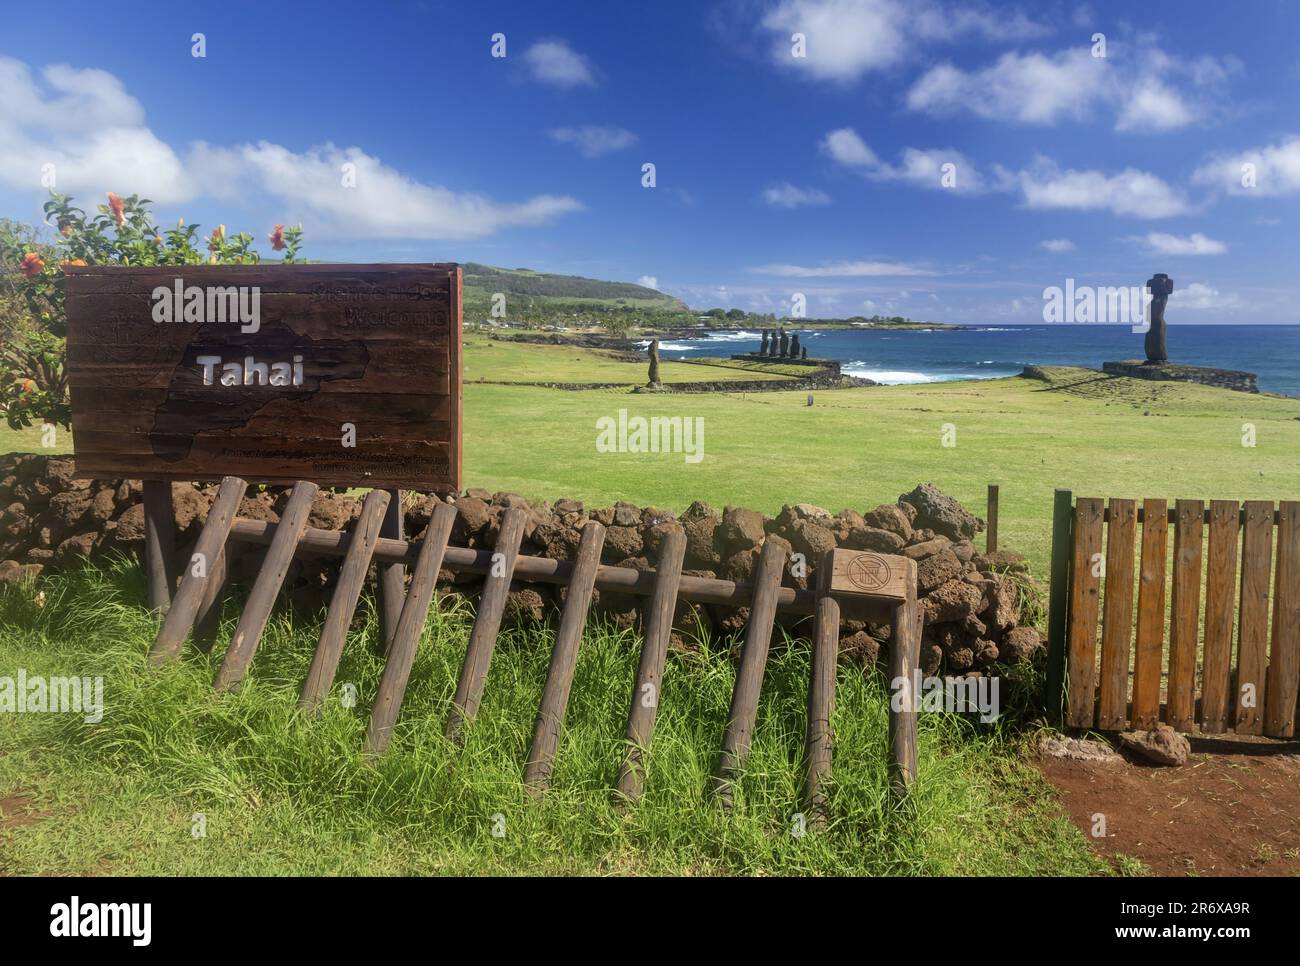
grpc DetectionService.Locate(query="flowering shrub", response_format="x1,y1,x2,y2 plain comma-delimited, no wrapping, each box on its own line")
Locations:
0,192,304,431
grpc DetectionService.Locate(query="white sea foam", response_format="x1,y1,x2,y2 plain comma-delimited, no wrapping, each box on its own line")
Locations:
843,362,990,385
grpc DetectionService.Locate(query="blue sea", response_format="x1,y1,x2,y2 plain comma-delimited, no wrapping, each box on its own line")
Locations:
654,325,1300,397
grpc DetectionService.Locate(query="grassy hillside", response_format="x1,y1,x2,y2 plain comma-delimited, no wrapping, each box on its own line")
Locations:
462,262,687,323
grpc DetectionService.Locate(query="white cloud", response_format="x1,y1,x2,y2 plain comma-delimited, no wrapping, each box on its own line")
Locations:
0,57,583,240
1040,238,1076,253
1139,232,1226,256
1001,157,1189,218
637,275,659,290
761,182,831,207
749,260,934,277
524,39,596,88
906,45,1230,131
907,49,1105,124
820,128,986,193
757,0,1046,83
548,125,637,157
1192,135,1300,197
1178,282,1240,310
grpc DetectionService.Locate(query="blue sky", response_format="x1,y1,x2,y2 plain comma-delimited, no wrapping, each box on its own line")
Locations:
2,0,1298,322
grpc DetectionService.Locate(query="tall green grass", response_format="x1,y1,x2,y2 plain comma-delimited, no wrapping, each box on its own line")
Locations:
0,561,1105,875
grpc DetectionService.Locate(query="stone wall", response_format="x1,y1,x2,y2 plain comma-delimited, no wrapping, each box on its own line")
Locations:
0,453,1044,676
1101,360,1259,394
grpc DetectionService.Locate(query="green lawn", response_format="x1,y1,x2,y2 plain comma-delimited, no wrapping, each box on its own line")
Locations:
464,334,789,384
0,563,1104,875
457,368,1300,574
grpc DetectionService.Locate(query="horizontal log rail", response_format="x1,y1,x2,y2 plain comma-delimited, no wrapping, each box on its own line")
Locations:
228,517,820,614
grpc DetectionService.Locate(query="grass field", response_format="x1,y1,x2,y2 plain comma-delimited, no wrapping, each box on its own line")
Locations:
3,353,1295,876
464,333,790,384
0,562,1106,875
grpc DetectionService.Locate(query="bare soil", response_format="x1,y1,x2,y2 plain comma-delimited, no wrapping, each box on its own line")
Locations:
1038,733,1300,876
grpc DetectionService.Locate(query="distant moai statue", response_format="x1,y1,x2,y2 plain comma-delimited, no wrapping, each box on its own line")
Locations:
789,333,801,359
647,338,661,386
1144,273,1173,364
760,329,770,356
778,328,789,357
800,345,807,360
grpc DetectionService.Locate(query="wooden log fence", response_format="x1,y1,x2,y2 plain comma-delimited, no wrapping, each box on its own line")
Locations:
146,479,926,812
1045,489,1300,738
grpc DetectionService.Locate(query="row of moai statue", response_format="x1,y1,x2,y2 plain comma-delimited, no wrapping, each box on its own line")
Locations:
759,328,807,359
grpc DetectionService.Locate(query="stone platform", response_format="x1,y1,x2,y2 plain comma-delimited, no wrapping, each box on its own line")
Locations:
1102,360,1258,394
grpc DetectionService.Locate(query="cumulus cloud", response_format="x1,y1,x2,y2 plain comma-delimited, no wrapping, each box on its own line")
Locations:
820,128,986,193
757,0,1046,83
0,57,583,240
1139,232,1226,256
523,39,596,88
1178,281,1240,310
999,157,1189,218
761,182,831,207
1192,135,1300,197
548,125,637,157
906,45,1233,131
749,260,934,277
1040,238,1076,253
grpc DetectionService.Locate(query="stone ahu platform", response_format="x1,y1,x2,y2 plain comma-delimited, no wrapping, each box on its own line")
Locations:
730,353,831,368
1102,360,1259,394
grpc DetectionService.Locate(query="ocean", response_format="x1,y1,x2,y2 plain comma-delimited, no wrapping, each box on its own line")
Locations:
653,324,1300,397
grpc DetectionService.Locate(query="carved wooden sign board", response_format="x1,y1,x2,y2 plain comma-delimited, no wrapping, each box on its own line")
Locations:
64,263,462,490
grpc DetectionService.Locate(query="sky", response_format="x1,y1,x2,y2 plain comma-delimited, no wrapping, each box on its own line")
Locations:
1,0,1298,323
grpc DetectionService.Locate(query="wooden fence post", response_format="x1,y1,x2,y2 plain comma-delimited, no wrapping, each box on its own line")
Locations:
986,484,999,554
378,487,406,655
614,530,687,807
802,594,839,824
142,479,175,613
1043,488,1073,726
887,574,921,797
148,477,247,665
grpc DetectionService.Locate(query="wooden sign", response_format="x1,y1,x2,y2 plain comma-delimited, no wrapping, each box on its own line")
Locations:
819,548,912,622
64,263,461,490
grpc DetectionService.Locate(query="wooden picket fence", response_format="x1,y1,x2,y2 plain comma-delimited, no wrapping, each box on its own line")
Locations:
1044,490,1300,738
145,478,923,811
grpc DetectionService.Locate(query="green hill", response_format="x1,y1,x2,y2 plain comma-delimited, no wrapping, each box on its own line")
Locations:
461,263,688,325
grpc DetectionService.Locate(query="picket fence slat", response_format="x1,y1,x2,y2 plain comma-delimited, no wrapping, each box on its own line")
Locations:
1166,500,1204,733
1066,498,1104,729
1235,501,1274,734
1264,502,1300,738
1097,499,1136,731
1200,500,1240,733
1130,498,1167,729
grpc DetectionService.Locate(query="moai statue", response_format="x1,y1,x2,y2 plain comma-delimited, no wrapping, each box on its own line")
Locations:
800,345,807,360
778,328,789,358
1144,273,1173,364
760,329,770,356
647,338,661,386
790,333,801,359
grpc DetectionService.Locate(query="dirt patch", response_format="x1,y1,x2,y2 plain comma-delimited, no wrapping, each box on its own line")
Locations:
1038,733,1300,876
0,794,46,831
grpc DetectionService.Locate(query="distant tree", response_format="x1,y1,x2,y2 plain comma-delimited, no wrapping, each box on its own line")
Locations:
704,307,726,318
725,308,745,321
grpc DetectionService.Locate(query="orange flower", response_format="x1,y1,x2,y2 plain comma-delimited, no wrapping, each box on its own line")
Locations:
106,191,126,226
18,378,36,395
269,224,286,251
19,252,44,277
207,224,225,252
60,258,88,270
